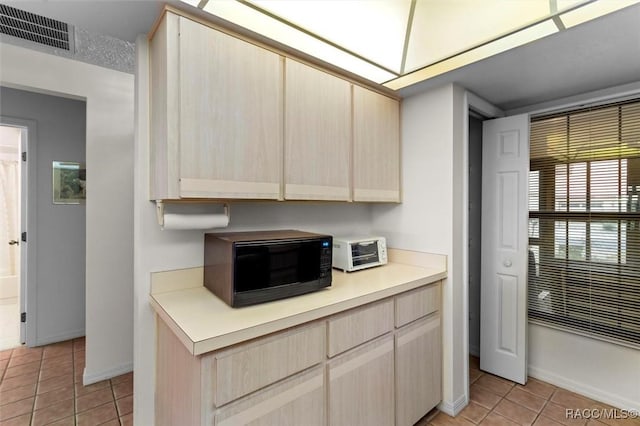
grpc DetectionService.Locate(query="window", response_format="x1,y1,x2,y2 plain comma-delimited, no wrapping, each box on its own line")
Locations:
528,100,640,346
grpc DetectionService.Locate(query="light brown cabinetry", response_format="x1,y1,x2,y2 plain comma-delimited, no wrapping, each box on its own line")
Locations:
150,10,402,203
150,13,283,200
284,58,352,201
156,281,442,426
396,315,442,426
327,298,393,357
328,335,395,426
353,85,401,202
205,322,325,406
215,366,325,426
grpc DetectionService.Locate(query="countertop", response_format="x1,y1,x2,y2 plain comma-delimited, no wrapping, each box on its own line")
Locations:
150,252,447,356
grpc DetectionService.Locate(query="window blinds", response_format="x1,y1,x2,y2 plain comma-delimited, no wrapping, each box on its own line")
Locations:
528,99,640,346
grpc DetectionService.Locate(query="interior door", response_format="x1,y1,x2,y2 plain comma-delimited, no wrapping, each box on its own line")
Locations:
480,114,529,384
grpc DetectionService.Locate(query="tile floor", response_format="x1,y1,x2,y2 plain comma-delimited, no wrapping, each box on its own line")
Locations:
417,356,640,426
0,338,133,426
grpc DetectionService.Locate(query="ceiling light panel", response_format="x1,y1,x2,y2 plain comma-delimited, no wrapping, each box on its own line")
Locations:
387,19,558,90
246,0,412,73
404,0,552,73
202,0,397,82
560,0,640,28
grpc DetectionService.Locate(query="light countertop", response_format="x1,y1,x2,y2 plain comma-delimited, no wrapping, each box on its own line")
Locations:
150,253,446,356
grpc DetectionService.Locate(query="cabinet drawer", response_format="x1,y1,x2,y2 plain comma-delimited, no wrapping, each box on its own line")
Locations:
328,299,393,357
207,322,325,406
395,283,440,328
215,366,324,426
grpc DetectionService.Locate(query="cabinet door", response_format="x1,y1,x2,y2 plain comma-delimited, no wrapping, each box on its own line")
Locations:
215,367,324,426
178,17,283,199
396,315,441,426
284,59,351,201
353,86,401,202
328,335,394,426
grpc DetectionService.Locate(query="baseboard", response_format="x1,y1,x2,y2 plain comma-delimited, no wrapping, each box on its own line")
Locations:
35,329,85,347
528,365,640,412
438,393,468,416
83,362,133,386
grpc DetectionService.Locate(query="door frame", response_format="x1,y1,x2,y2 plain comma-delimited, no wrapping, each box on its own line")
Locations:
460,92,504,402
1,116,38,347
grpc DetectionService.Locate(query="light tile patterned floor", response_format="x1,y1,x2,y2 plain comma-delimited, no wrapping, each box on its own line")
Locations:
417,356,640,426
0,338,132,426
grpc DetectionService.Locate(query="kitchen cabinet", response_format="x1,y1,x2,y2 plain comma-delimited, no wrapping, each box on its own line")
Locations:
155,279,442,425
328,335,395,426
395,315,442,426
284,58,352,201
150,9,403,203
352,85,401,202
206,322,325,406
327,298,393,357
214,367,325,426
150,13,283,200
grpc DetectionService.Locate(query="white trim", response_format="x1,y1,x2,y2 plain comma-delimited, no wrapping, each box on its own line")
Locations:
438,392,468,416
467,91,505,118
505,81,640,117
528,364,640,412
83,362,133,386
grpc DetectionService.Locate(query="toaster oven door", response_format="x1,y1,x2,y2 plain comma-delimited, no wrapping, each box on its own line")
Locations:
351,240,380,267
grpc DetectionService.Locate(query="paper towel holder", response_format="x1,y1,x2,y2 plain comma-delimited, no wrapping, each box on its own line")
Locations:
155,200,230,228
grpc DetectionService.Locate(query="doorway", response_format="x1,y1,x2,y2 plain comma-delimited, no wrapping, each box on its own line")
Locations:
0,125,23,350
468,113,483,361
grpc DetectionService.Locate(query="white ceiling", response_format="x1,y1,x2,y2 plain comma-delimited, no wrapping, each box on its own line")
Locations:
5,1,640,110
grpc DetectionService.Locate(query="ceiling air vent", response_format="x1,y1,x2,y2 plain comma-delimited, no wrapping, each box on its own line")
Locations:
0,4,72,51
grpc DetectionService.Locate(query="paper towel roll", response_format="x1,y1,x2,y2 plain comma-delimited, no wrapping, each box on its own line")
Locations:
161,213,229,230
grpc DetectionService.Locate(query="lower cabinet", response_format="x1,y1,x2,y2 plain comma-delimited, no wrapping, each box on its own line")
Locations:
155,281,442,425
328,335,395,426
214,366,325,426
396,315,442,426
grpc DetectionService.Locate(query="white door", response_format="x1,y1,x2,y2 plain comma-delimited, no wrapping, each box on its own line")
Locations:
480,114,529,384
0,125,23,349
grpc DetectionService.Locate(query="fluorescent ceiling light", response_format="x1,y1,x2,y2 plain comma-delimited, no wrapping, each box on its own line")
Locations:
560,0,640,28
405,0,550,73
249,0,411,73
186,0,638,88
386,19,559,90
203,0,396,82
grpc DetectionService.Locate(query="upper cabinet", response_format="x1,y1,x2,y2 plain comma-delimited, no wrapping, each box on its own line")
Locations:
284,59,351,201
353,86,401,202
149,9,401,203
150,13,283,200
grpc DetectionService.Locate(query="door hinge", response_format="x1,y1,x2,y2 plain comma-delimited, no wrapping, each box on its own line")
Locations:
22,152,26,162
21,232,27,242
21,312,26,323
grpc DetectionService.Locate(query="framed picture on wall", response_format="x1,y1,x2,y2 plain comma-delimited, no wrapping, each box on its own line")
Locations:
52,161,86,204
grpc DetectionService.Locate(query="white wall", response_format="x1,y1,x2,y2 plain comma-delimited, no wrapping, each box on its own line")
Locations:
529,324,640,411
1,87,86,345
372,83,468,414
134,38,374,424
0,43,135,383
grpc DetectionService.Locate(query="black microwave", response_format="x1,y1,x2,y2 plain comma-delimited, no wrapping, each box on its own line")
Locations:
204,230,332,307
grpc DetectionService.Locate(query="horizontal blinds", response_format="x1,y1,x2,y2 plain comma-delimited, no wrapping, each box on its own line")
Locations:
528,99,640,346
